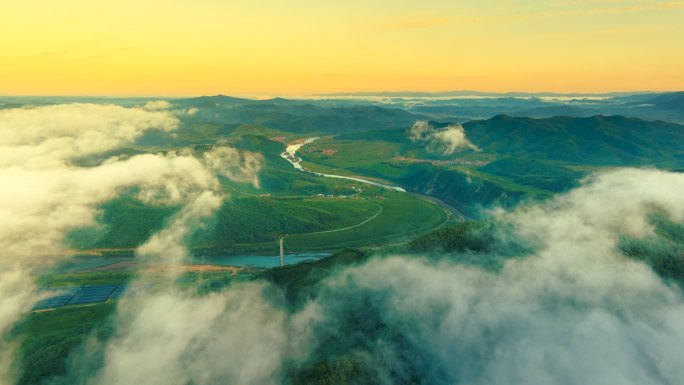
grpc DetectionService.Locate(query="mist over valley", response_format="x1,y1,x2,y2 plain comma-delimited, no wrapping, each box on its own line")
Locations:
0,92,683,385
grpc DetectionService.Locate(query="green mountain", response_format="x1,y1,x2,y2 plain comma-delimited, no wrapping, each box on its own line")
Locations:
463,115,684,165
639,92,684,111
173,96,423,135
479,158,582,192
397,164,527,217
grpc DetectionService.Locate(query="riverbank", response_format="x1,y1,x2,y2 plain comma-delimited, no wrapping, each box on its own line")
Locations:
280,137,406,192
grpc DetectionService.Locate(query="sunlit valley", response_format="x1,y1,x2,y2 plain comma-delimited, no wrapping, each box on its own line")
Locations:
1,92,683,384
3,1,684,384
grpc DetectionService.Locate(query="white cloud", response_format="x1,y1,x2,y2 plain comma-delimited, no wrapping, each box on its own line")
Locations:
409,120,481,154
136,190,223,266
0,103,178,168
89,168,684,385
143,100,172,111
311,168,684,385
0,103,262,384
89,282,318,385
203,146,263,188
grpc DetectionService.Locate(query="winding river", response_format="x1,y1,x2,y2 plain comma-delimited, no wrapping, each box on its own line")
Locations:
280,138,406,192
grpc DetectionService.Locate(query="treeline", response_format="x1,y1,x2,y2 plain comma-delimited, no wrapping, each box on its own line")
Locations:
407,221,493,253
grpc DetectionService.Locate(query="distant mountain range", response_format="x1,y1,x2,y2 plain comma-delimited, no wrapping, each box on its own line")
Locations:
639,92,684,111
174,95,423,134
316,91,652,98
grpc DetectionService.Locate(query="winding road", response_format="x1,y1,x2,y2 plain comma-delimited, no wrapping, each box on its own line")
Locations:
281,203,383,241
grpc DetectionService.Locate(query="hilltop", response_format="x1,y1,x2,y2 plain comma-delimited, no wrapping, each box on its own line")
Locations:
464,114,684,165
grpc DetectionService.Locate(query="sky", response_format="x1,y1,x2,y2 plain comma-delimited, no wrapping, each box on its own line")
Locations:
1,0,683,96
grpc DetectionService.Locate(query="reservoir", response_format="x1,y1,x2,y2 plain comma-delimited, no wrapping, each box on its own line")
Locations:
54,252,331,272
195,252,330,268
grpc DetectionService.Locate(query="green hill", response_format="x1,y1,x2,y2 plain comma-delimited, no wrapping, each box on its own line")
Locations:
172,97,424,136
463,115,684,166
478,158,582,192
407,221,492,253
638,91,684,111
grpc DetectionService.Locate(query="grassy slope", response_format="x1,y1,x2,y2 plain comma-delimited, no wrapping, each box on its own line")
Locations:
197,196,381,248
285,193,448,251
11,304,117,385
300,115,684,208
299,137,539,216
259,249,369,305
463,115,684,167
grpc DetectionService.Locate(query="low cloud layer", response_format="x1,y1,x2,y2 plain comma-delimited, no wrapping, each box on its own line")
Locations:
59,168,684,385
0,103,178,168
204,146,264,188
307,168,684,384
62,195,317,385
0,103,262,384
409,120,481,154
143,100,172,111
82,283,319,385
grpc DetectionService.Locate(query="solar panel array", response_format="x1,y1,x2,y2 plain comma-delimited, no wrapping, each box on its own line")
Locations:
33,287,80,310
33,284,128,310
109,284,127,300
67,284,117,305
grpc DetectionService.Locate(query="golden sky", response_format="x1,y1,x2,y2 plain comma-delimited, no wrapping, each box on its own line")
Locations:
1,0,683,96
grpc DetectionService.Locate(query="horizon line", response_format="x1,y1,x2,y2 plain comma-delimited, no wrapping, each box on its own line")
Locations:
0,89,680,100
